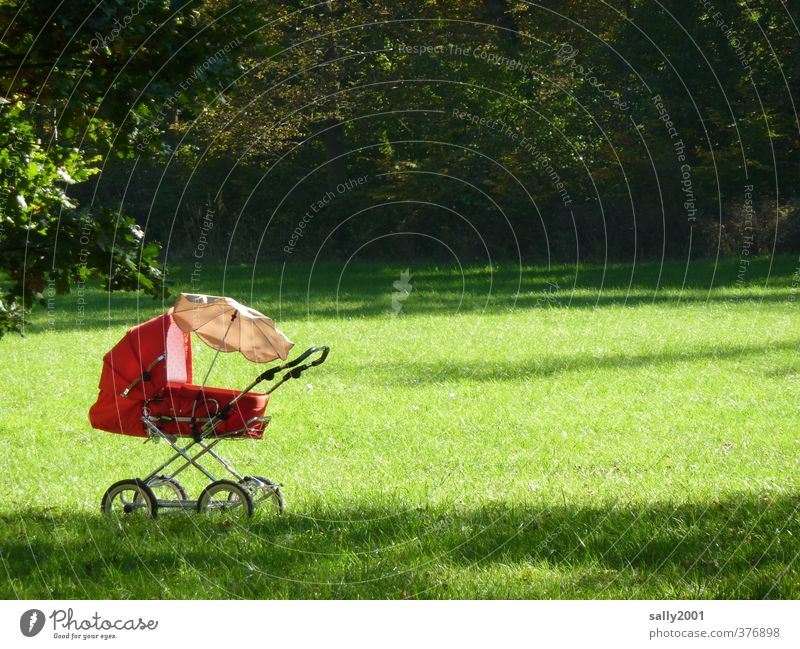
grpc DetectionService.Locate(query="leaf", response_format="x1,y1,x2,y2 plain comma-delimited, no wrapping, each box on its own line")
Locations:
56,168,76,184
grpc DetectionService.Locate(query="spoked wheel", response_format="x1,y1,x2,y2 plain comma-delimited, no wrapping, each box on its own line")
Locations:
197,480,254,519
240,476,285,514
101,479,157,520
146,475,189,502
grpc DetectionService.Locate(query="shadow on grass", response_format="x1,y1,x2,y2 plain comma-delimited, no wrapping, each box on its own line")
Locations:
18,255,798,333
2,492,797,598
351,338,800,384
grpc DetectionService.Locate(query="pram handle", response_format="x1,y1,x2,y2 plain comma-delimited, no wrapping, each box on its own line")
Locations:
256,345,330,383
207,346,330,435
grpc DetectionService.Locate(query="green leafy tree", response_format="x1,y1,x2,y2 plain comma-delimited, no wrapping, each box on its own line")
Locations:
0,0,256,335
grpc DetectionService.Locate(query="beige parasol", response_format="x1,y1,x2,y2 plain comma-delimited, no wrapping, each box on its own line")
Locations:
172,293,294,364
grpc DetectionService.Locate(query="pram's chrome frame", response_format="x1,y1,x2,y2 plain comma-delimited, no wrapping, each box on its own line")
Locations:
140,414,270,509
142,414,270,483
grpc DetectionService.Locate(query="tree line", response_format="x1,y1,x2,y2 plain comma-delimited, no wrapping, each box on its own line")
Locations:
1,0,798,333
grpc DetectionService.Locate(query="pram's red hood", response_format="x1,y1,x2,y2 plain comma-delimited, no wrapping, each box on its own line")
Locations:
89,311,192,437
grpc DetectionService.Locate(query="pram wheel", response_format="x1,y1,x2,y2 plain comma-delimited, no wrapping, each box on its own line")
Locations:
101,479,157,519
197,480,255,518
146,475,189,502
240,476,285,514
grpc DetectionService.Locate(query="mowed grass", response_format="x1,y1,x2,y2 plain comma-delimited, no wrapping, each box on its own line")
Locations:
1,255,799,599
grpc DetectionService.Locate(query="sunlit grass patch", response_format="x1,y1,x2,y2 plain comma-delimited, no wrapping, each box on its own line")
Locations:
0,256,798,598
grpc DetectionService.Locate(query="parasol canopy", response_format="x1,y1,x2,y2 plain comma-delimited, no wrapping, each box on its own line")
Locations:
172,293,293,363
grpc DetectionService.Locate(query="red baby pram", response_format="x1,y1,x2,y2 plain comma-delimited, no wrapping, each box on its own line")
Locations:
89,294,329,519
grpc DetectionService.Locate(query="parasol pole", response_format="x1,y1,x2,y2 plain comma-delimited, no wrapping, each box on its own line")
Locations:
198,311,237,389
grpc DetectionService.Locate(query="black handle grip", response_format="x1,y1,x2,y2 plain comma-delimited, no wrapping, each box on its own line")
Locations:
209,347,330,433
257,346,329,383
308,345,330,367
282,346,330,381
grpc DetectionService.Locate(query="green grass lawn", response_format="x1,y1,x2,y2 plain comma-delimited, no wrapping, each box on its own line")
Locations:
1,255,799,598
